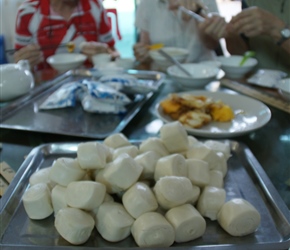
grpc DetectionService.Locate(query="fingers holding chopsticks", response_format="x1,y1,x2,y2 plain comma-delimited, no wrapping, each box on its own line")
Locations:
14,44,44,69
133,43,150,63
199,13,228,40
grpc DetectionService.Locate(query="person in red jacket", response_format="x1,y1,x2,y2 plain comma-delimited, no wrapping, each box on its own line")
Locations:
14,0,119,69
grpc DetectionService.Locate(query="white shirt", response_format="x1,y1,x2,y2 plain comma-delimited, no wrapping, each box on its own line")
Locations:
135,0,218,62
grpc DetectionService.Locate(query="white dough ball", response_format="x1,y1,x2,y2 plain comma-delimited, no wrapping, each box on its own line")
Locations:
122,182,158,219
77,142,107,170
154,153,187,182
102,153,143,191
187,159,210,187
209,170,224,188
204,140,231,160
135,151,160,180
51,184,68,215
49,157,86,186
29,166,56,190
186,143,220,170
197,186,226,221
217,198,261,236
96,202,134,242
165,204,206,243
160,121,189,153
103,133,131,149
55,207,94,245
22,183,53,220
65,180,106,210
131,212,175,247
112,145,139,160
139,137,169,157
154,176,195,210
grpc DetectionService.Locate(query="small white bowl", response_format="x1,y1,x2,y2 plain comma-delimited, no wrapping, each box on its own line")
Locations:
92,53,112,68
115,57,135,70
277,78,290,101
217,55,258,79
167,63,219,89
149,47,189,71
47,53,87,72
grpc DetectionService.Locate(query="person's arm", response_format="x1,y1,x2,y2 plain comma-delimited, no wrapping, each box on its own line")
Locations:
96,0,119,57
14,5,43,68
226,6,290,55
133,0,152,62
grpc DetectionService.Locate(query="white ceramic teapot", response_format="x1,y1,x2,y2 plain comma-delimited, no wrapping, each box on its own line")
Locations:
0,60,34,102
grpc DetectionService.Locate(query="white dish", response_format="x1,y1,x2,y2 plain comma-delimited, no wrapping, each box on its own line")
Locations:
247,69,287,88
156,90,271,138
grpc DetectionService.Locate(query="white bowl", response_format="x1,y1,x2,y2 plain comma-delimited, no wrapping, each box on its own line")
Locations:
199,60,222,68
149,47,189,71
47,53,87,72
167,63,220,89
217,55,258,79
277,78,290,101
115,57,135,70
92,53,112,68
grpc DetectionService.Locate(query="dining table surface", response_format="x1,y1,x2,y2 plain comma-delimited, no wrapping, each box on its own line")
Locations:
0,60,289,249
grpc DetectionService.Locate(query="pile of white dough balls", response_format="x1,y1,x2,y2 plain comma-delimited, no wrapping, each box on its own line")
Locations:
22,121,261,247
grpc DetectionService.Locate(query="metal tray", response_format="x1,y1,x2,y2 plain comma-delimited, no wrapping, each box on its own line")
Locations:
0,69,166,139
0,140,289,250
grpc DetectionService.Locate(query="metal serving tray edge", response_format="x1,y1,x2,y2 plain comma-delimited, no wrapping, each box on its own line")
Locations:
0,140,289,250
0,69,166,139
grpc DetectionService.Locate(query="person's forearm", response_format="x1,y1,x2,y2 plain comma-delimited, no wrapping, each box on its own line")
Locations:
199,32,220,50
225,33,249,55
280,39,290,55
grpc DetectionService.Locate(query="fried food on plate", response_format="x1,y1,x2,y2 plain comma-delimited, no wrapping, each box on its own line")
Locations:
160,93,234,129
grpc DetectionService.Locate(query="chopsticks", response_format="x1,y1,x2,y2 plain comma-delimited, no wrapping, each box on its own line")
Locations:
5,43,71,54
179,6,205,22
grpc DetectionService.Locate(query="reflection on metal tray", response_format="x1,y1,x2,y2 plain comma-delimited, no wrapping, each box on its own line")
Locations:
0,141,289,250
0,69,166,139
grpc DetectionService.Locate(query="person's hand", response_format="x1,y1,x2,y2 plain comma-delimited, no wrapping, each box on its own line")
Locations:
80,41,109,57
199,13,228,41
133,43,150,63
228,6,285,38
13,44,43,69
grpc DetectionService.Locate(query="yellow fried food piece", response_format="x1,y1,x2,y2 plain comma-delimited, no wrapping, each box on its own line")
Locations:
160,99,182,114
210,103,234,122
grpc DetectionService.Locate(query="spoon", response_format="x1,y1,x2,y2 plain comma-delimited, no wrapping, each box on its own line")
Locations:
158,49,192,77
239,51,256,66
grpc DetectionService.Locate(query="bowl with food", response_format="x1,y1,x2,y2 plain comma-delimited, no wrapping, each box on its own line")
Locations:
47,53,87,72
167,63,220,89
217,55,258,79
149,47,189,71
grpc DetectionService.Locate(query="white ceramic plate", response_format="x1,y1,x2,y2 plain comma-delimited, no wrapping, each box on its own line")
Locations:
156,91,271,138
247,69,287,88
